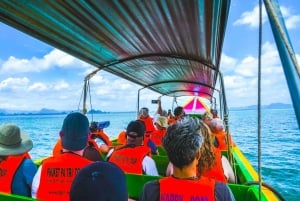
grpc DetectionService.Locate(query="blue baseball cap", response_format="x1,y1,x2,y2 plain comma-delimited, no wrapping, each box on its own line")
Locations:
98,121,110,129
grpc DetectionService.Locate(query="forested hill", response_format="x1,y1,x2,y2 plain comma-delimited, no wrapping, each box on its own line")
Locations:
230,103,292,110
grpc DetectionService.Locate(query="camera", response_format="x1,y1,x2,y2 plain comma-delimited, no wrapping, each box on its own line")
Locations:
151,100,158,104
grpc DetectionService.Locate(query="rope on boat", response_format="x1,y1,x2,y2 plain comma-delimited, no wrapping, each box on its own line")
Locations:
244,181,286,201
78,69,100,120
257,0,263,200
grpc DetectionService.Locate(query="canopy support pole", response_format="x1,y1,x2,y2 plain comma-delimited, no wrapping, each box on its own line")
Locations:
264,0,300,128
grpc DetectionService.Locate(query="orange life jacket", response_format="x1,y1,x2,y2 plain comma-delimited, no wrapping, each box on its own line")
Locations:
117,130,127,145
108,144,151,174
91,130,112,146
167,116,176,125
0,153,29,193
159,176,215,201
52,139,63,156
212,131,228,150
202,147,227,183
139,116,155,132
53,139,101,156
36,153,92,201
151,129,166,146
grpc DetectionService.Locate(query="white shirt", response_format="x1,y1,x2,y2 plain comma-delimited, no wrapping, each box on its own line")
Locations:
221,155,236,183
31,165,42,198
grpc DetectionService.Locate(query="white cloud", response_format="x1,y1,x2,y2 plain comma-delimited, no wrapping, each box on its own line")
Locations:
223,41,295,107
285,14,300,29
44,49,90,69
296,54,300,66
235,56,257,77
233,5,267,28
1,56,47,73
0,49,89,74
220,53,238,73
0,77,30,90
28,82,48,92
278,6,300,29
53,80,69,90
234,5,300,30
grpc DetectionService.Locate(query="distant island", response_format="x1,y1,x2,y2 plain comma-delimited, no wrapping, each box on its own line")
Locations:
0,108,108,116
0,103,293,116
230,103,292,111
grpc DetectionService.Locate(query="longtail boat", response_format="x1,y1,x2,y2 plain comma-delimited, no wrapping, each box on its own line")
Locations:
0,0,299,200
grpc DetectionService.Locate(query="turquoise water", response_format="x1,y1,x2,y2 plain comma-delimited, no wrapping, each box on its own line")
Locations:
0,109,299,200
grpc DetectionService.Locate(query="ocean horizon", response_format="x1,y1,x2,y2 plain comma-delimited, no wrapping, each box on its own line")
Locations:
0,102,293,115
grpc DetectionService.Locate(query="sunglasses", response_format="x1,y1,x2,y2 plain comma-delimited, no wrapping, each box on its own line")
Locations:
126,132,142,139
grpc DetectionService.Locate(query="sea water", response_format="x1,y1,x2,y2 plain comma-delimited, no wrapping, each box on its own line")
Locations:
0,109,299,201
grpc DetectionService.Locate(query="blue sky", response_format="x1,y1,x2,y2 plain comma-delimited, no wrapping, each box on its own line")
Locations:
0,0,299,112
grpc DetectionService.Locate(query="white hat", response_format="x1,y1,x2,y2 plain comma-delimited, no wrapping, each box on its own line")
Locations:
155,116,168,128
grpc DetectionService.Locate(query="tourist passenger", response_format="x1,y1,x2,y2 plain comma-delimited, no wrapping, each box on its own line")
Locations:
173,106,186,122
165,119,235,183
70,161,128,201
89,121,113,154
151,116,168,146
107,120,158,176
211,108,219,118
31,112,92,201
209,118,235,150
202,111,213,126
0,124,37,197
197,121,235,183
138,107,158,154
140,117,235,201
153,98,168,119
167,109,175,125
138,107,155,133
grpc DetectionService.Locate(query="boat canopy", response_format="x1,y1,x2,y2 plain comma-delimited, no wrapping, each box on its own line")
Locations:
0,0,230,101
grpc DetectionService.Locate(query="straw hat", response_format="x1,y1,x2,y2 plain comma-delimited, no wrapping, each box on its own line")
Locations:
0,124,33,156
155,116,168,128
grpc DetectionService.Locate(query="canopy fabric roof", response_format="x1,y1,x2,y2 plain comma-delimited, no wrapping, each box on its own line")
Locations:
0,0,230,101
183,97,210,114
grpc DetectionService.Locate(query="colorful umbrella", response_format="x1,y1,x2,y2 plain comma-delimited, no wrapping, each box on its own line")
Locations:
182,97,210,114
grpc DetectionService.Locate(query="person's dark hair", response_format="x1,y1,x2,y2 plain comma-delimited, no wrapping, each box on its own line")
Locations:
162,117,203,169
89,121,98,132
173,106,184,116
